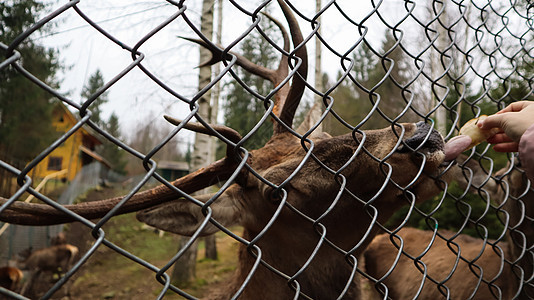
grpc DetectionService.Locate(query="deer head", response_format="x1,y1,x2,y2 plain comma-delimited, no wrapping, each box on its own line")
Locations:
0,1,464,298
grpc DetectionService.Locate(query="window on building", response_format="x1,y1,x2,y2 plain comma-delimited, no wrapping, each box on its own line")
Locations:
47,157,63,171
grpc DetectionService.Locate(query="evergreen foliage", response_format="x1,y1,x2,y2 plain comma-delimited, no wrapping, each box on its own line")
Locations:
101,113,127,174
220,11,280,156
325,34,415,135
81,69,108,127
0,0,60,195
384,36,534,239
80,70,127,174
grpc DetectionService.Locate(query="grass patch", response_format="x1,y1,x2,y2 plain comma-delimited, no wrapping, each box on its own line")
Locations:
68,187,241,299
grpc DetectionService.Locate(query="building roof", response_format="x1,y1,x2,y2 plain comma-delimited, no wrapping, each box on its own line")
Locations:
54,101,105,145
80,145,112,169
157,160,189,171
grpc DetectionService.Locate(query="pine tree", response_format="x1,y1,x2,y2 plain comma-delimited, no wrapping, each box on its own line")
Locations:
101,113,127,174
80,70,127,174
0,1,61,196
81,69,108,127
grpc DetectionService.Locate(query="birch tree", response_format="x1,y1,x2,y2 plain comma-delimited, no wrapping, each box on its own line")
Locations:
202,0,224,261
171,0,215,284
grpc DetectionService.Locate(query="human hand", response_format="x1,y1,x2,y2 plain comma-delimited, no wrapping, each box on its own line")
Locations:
477,101,534,152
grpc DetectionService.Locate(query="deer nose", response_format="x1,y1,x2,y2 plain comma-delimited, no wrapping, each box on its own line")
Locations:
398,121,444,153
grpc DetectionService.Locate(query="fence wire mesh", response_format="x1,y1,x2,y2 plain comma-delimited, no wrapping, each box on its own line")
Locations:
1,0,534,299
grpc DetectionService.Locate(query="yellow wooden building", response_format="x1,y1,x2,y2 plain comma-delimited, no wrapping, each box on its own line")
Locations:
32,103,109,181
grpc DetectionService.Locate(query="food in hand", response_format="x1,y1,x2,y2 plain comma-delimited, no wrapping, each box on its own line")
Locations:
458,115,500,150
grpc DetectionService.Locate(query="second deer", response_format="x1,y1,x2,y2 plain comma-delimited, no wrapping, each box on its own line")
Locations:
365,157,534,299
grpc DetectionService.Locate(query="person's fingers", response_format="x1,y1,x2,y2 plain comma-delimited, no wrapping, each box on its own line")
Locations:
486,132,513,144
492,142,519,153
496,101,533,114
477,112,509,129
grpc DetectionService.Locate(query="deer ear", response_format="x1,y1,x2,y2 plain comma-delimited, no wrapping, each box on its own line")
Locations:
135,187,243,236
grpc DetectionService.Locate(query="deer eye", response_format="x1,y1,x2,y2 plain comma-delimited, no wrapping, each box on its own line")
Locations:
261,185,283,204
269,189,284,204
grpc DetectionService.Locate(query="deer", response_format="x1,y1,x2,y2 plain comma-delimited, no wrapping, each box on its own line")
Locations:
18,243,79,274
0,266,24,292
50,231,67,246
0,1,466,298
364,156,534,299
17,242,79,297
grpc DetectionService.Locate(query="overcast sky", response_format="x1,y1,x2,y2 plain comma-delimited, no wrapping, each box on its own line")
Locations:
34,1,415,140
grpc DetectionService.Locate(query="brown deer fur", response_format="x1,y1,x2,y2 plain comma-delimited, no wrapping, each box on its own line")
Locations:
137,125,452,299
19,244,79,274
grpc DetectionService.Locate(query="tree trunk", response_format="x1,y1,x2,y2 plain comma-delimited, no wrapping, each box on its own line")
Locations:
296,0,323,136
432,2,448,135
170,0,214,285
314,0,323,133
201,0,224,262
171,237,198,285
204,235,218,260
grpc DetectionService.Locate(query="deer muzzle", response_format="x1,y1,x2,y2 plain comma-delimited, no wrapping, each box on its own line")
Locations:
398,121,468,163
403,122,445,154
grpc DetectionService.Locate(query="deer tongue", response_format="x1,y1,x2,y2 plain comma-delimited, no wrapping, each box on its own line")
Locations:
444,135,472,161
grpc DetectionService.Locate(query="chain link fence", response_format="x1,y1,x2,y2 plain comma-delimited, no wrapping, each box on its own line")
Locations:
1,0,534,299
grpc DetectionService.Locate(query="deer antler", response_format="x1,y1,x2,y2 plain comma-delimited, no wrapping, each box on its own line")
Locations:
163,115,242,157
272,0,307,133
0,157,240,225
0,0,308,226
182,0,307,134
